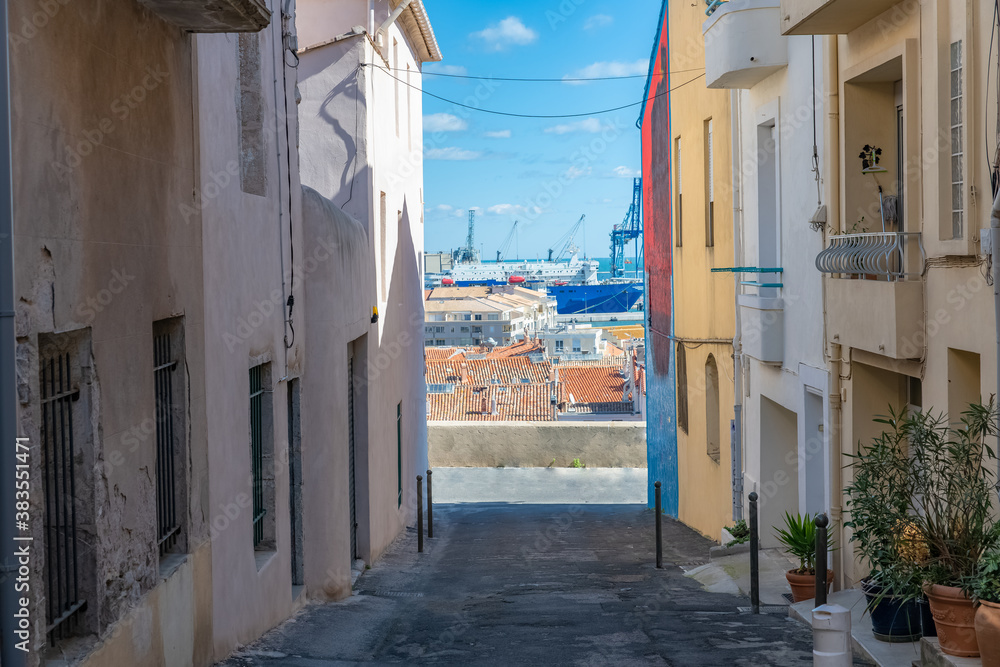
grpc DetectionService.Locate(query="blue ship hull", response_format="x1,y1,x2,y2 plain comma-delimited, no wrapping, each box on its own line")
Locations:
549,283,643,314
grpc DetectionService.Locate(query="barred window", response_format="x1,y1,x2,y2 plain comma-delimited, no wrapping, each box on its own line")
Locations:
154,319,187,560
249,362,275,551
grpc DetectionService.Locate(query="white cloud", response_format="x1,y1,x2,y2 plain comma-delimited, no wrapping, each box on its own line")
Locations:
563,59,647,85
425,147,483,161
435,204,454,212
583,14,613,30
543,118,609,135
484,129,512,139
471,17,538,51
487,203,541,217
424,64,468,76
423,113,468,132
614,166,641,177
565,165,592,180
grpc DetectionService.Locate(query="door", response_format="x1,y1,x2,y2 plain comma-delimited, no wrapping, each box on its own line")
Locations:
348,355,358,561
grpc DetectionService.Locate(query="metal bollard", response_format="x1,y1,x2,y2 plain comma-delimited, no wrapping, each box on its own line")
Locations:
426,469,433,538
417,475,423,553
815,514,829,606
749,492,759,614
654,481,663,569
812,604,851,666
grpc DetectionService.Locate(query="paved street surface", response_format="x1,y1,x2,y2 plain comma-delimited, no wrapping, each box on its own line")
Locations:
431,466,648,504
218,502,860,666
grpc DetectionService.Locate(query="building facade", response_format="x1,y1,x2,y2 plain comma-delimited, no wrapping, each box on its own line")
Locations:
11,0,437,663
424,285,556,347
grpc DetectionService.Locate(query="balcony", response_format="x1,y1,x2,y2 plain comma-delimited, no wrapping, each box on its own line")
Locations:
703,0,787,90
137,0,270,32
712,266,784,363
816,232,925,359
779,0,904,35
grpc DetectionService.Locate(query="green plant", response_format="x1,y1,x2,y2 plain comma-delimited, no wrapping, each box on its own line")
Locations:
905,401,999,591
968,549,1000,604
726,519,750,547
570,458,583,468
843,406,923,599
774,512,834,574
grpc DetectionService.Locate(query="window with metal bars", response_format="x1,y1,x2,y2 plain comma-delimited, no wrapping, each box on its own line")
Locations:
39,333,95,645
950,41,964,239
154,319,187,559
249,362,275,551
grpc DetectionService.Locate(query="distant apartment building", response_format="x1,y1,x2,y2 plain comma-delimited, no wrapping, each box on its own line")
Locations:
11,0,439,664
537,324,610,360
424,285,556,346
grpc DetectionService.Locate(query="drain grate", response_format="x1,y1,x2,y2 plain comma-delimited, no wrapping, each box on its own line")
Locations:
781,593,794,604
370,590,424,598
737,605,789,614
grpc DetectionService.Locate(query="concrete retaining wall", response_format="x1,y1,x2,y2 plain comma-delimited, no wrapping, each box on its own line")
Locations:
429,421,647,468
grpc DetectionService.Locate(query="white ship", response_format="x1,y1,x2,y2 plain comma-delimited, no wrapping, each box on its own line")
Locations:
439,248,600,287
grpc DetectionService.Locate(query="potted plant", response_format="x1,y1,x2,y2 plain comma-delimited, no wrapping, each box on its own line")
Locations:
774,512,834,603
905,402,999,658
971,550,1000,666
844,408,926,642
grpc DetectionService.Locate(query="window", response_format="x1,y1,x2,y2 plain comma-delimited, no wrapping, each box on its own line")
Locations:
487,314,500,321
502,325,512,333
462,314,472,321
474,314,482,321
154,319,187,560
473,326,482,333
572,338,581,353
435,326,444,333
705,119,714,247
39,331,96,643
674,137,682,247
425,327,433,334
676,343,688,433
460,327,470,333
237,34,265,195
555,340,564,351
397,403,403,508
950,41,964,239
706,355,720,463
435,339,446,345
249,362,275,551
393,39,400,138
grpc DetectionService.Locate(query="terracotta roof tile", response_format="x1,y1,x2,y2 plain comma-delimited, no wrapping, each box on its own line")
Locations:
560,365,628,404
427,384,557,421
426,357,552,385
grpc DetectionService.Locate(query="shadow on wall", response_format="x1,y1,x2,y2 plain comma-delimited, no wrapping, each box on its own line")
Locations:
316,53,362,205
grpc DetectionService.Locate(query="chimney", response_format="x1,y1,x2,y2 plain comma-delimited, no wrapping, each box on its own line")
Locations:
460,363,469,385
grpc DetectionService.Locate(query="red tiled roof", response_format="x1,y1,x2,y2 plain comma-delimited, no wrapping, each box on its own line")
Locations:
427,384,558,421
560,365,628,404
426,357,552,385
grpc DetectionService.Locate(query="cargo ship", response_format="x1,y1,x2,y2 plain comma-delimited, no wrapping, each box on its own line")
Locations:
548,282,643,315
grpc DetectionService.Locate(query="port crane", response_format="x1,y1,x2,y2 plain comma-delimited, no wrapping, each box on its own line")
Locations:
610,178,643,278
496,221,519,262
547,214,586,261
455,209,479,263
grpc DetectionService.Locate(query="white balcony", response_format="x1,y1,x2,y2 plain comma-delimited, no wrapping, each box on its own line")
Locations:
137,0,270,32
739,295,784,364
703,0,787,90
779,0,904,35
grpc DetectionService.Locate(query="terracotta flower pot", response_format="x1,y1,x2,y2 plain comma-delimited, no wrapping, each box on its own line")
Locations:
924,583,979,657
976,600,1000,667
786,569,834,603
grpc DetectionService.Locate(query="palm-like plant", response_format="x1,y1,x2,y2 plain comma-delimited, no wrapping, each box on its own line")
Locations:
774,512,834,574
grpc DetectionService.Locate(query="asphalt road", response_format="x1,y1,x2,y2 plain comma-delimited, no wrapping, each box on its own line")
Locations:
217,502,858,666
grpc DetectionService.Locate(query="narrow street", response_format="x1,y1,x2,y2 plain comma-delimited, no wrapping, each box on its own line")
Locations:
219,503,838,666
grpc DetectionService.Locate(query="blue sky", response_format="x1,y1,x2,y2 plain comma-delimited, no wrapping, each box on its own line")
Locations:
420,1,663,260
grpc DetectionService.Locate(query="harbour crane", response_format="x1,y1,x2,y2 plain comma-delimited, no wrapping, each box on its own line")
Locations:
455,209,479,264
547,214,586,262
496,221,519,262
610,178,643,278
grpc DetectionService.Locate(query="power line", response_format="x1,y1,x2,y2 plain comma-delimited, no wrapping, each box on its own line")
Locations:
365,64,705,119
387,67,704,82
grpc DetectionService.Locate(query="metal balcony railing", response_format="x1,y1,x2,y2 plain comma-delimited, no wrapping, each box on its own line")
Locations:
705,0,728,15
815,232,925,280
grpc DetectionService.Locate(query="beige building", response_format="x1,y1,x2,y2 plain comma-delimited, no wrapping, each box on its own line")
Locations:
11,0,437,664
779,0,996,587
424,285,556,346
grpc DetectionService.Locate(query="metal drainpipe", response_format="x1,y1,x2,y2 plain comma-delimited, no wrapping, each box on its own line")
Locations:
990,179,1000,493
730,87,744,521
0,0,23,661
376,0,414,46
822,35,844,584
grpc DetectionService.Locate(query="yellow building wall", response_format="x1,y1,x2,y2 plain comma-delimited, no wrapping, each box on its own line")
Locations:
669,1,737,542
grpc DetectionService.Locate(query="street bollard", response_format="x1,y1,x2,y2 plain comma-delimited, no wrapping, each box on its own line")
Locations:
815,514,829,606
426,469,433,539
749,492,759,614
812,604,851,666
417,475,423,554
654,481,663,569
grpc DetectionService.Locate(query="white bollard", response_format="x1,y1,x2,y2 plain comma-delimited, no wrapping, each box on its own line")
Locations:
812,603,851,666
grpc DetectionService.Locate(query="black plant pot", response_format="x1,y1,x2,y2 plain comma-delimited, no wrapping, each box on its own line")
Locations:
917,596,936,638
863,580,923,643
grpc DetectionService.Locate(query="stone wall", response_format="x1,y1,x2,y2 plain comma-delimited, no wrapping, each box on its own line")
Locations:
429,421,647,469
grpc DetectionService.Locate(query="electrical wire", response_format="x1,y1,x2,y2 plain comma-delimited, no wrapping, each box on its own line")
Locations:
385,67,704,82
365,64,705,119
